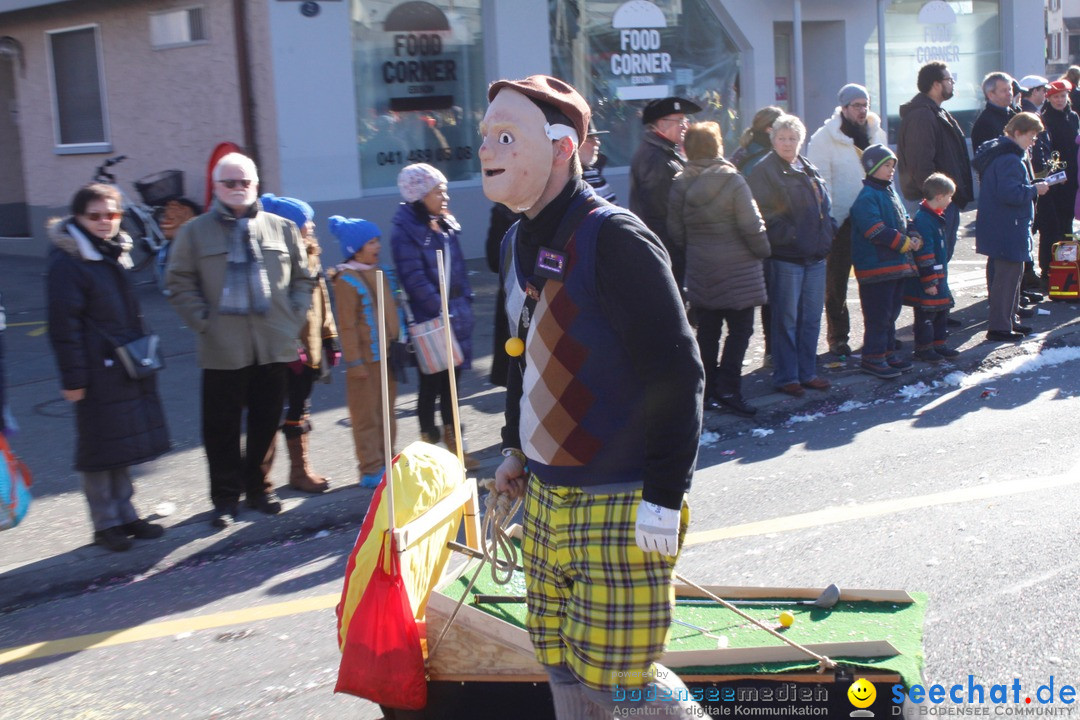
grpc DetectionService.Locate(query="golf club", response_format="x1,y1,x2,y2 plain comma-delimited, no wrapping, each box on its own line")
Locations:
684,584,841,610
671,618,729,644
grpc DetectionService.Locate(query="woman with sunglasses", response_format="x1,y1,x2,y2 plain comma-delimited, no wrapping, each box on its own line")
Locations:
46,183,170,552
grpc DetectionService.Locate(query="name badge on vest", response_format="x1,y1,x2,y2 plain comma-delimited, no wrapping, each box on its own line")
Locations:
534,247,567,281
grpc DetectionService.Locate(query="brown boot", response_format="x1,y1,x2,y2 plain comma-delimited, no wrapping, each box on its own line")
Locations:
443,425,480,470
286,433,329,493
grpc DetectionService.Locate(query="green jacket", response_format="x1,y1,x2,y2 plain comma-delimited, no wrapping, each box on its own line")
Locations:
166,199,316,370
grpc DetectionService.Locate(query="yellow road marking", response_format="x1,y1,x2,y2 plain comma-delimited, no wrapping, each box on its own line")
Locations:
0,592,338,665
7,468,1078,665
5,321,45,327
685,466,1080,545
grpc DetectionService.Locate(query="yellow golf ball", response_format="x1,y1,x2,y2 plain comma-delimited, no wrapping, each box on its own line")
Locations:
505,337,525,357
779,611,795,628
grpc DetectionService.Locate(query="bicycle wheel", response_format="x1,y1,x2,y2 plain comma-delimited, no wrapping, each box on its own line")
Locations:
121,211,155,272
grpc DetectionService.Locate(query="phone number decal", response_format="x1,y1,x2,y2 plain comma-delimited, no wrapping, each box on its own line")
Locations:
375,147,474,166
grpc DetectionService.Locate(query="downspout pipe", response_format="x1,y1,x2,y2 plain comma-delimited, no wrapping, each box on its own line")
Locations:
878,0,889,138
793,0,804,120
233,0,259,168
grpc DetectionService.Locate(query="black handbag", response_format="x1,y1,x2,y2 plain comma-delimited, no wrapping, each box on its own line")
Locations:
113,334,164,379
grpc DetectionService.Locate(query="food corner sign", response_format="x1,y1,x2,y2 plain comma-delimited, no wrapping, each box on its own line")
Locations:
381,0,457,112
610,0,672,101
914,1,959,64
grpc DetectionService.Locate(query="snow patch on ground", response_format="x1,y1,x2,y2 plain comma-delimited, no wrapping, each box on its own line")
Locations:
948,345,1080,387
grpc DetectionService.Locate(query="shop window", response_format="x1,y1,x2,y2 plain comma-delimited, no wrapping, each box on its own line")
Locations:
47,25,110,153
865,0,1000,144
150,7,207,49
549,0,742,168
352,0,486,190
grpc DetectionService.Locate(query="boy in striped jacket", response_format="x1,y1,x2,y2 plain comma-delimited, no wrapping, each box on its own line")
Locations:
850,144,922,379
904,173,960,363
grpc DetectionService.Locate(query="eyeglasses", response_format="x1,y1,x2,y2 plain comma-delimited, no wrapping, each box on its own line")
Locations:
218,179,253,189
660,117,690,127
83,211,122,222
848,102,869,110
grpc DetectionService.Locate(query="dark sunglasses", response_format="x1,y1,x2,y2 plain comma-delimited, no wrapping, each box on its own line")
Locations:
83,211,122,222
218,179,253,189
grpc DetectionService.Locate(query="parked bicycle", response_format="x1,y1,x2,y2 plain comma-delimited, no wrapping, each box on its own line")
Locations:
92,155,200,290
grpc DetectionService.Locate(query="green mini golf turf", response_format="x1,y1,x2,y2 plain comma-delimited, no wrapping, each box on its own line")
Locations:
439,561,926,689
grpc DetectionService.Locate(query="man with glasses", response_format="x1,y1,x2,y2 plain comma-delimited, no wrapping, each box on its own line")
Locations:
807,83,888,357
897,61,975,263
166,153,315,529
630,96,701,288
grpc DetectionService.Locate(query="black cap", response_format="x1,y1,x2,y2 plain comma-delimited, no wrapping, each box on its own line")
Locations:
642,97,702,125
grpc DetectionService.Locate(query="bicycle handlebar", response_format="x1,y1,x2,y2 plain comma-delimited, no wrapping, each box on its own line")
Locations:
93,155,128,183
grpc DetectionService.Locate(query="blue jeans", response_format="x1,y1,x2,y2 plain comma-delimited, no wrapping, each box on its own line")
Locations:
858,279,904,361
768,259,825,386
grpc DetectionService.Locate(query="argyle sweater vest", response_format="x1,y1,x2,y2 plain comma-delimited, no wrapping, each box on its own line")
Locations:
502,194,648,487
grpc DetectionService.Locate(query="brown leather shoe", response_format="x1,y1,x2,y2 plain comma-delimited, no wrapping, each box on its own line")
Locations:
776,383,805,397
801,377,831,390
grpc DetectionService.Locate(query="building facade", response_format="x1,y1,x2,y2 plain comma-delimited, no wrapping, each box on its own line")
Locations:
0,0,1045,259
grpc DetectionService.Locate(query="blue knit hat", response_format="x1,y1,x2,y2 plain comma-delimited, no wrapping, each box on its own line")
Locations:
328,215,381,260
260,193,313,230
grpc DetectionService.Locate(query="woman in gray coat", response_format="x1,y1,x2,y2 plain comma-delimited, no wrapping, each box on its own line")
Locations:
669,122,770,417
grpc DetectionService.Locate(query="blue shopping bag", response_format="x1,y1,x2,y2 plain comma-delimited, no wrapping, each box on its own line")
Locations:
0,433,31,530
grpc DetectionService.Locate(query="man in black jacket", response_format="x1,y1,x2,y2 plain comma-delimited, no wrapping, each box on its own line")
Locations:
970,72,1017,152
897,61,974,262
629,96,701,287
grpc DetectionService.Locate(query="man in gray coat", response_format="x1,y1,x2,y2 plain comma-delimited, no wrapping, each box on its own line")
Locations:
166,153,315,528
629,96,701,288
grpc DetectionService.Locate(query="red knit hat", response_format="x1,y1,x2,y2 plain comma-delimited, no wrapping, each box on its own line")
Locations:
1046,80,1073,97
487,75,591,146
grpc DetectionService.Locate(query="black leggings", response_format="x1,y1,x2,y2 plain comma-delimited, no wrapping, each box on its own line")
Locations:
418,369,461,438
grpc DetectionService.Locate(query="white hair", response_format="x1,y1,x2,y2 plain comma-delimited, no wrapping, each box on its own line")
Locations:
771,114,806,145
213,152,259,182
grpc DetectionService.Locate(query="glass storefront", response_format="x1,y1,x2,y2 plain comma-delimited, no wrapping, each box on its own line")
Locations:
351,0,486,190
865,0,1001,143
549,0,742,167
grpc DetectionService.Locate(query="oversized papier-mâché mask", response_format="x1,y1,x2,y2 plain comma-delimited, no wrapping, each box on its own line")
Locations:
479,88,563,214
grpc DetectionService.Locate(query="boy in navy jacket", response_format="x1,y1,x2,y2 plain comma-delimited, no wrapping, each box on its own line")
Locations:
904,173,960,362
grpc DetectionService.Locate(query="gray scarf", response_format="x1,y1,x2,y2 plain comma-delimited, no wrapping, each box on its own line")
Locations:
218,215,271,316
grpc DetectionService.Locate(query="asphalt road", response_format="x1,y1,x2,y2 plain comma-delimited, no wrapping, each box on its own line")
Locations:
3,350,1080,718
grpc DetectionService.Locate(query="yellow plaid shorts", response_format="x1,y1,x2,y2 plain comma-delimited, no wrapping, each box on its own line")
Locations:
521,475,690,692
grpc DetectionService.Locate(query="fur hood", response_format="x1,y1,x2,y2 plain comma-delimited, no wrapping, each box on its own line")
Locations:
47,217,133,264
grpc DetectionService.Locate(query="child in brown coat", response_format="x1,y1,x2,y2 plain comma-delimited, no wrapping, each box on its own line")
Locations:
328,216,406,487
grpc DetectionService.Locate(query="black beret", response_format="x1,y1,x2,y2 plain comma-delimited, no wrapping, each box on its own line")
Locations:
642,97,702,125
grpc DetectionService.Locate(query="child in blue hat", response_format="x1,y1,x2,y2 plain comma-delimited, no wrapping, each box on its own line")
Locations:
328,216,407,488
259,194,339,493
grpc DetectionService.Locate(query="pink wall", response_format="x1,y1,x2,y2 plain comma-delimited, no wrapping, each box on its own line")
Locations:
2,0,278,245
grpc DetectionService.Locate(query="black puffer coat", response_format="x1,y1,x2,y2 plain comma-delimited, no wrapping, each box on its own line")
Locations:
46,219,169,472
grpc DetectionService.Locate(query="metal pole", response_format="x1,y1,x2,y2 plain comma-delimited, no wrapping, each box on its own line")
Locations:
878,0,889,138
376,270,396,535
793,0,804,120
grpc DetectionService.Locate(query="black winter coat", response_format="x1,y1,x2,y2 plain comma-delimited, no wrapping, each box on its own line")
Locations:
747,152,836,264
969,101,1014,153
46,219,169,472
630,131,686,280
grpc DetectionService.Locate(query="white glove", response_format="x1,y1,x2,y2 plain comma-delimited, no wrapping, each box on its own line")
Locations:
635,500,680,557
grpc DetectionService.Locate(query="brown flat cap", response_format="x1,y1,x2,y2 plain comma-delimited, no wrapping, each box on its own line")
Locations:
488,75,591,145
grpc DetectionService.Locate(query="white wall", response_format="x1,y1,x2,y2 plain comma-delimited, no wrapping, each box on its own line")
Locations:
267,0,360,202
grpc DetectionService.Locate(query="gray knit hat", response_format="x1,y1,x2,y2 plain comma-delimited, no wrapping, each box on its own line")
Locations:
838,83,870,107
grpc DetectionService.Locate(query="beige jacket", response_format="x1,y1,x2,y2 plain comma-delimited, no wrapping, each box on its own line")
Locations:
298,238,337,367
165,200,316,370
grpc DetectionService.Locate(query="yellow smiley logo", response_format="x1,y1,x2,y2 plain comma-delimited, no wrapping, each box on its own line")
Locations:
848,678,877,708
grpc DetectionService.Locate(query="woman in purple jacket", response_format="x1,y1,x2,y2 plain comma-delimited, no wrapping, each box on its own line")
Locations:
391,164,477,467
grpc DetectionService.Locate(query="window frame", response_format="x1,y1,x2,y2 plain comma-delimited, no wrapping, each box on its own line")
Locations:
45,23,111,155
149,5,209,51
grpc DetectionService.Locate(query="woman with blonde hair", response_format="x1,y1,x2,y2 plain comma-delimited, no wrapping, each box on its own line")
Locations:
973,111,1050,342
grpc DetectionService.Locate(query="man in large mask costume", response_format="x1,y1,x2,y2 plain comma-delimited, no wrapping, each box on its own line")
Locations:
483,74,705,718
